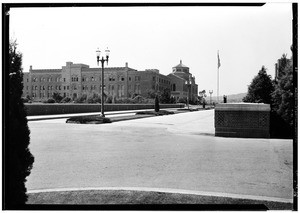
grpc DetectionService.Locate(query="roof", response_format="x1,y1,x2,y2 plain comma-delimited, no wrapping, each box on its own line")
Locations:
167,73,186,81
173,60,189,68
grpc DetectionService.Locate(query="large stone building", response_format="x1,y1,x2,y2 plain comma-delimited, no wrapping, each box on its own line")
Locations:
22,60,198,102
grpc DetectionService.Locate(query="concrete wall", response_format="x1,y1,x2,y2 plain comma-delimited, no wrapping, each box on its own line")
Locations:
25,103,184,116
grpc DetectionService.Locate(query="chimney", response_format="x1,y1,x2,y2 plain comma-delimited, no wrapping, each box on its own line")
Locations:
125,62,128,67
30,65,32,71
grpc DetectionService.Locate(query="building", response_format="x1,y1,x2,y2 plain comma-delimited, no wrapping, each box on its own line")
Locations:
22,61,198,102
168,60,198,102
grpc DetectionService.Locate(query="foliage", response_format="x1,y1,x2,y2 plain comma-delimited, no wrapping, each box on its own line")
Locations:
106,95,113,103
87,93,101,103
61,97,72,103
276,54,289,79
52,92,63,103
43,98,55,103
155,95,160,112
243,66,274,104
177,97,187,104
66,116,111,124
271,57,293,138
6,40,34,207
170,96,176,104
147,89,157,99
272,59,293,126
160,88,172,104
74,94,87,103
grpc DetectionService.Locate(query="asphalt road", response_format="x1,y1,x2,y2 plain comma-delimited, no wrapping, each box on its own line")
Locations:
26,109,293,201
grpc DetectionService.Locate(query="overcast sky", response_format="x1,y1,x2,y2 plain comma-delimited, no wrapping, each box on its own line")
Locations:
9,3,292,95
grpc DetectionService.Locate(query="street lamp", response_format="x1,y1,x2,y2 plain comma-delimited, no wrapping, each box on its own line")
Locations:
209,90,213,106
185,75,192,110
96,47,110,117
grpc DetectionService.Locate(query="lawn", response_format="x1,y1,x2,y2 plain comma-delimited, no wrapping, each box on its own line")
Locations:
27,190,293,210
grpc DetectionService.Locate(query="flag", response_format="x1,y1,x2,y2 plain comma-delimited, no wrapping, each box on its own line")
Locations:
218,51,221,68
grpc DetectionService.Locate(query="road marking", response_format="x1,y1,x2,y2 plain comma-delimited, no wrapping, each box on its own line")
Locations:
27,186,293,203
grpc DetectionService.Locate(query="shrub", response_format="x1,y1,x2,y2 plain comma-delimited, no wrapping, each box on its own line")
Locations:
106,95,113,103
177,97,187,104
6,40,34,207
44,98,55,103
52,92,63,103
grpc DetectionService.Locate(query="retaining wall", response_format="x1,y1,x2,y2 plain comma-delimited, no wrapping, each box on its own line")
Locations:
25,103,184,116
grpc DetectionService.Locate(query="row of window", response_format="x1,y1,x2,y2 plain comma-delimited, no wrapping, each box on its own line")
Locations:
28,75,144,83
31,77,62,83
31,85,70,91
152,76,170,85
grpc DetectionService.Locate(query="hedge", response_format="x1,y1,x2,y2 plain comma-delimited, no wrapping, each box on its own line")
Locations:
25,103,185,116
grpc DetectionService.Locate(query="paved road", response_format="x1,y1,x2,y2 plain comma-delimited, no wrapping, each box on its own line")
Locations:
26,109,293,200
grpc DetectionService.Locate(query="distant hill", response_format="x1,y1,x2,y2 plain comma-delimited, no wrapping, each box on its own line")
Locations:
209,92,247,103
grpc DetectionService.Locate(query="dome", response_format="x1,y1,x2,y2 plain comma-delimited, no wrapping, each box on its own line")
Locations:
173,60,189,68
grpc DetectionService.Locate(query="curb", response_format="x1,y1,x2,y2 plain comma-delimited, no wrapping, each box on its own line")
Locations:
27,187,293,203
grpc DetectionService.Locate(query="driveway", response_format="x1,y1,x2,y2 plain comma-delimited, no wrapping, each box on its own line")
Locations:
26,110,293,201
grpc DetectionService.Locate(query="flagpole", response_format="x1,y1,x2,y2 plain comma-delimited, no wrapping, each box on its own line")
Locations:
217,66,219,103
217,50,220,104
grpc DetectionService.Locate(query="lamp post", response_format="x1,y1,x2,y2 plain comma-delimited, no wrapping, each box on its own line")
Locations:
185,75,192,110
209,90,213,106
96,47,110,117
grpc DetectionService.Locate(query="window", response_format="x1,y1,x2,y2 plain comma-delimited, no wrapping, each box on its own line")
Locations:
67,86,69,90
172,84,176,91
153,76,155,81
64,78,66,82
135,84,141,94
135,76,141,81
129,77,131,81
27,79,29,82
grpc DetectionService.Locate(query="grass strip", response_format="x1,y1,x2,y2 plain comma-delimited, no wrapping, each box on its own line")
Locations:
136,110,175,116
27,190,292,210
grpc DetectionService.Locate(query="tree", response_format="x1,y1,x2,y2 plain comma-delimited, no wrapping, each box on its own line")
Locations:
276,54,289,80
6,40,34,207
271,57,293,138
243,66,274,104
155,95,160,112
160,88,171,104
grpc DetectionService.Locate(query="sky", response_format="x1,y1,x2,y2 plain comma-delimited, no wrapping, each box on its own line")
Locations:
9,3,293,96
